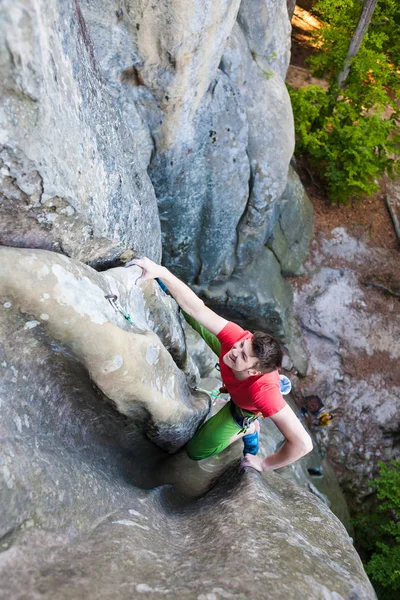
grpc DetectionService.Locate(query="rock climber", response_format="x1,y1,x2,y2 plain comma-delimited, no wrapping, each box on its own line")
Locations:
126,257,313,472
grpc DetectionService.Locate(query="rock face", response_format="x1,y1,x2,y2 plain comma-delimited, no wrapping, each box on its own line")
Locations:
221,23,295,272
1,469,375,600
78,0,311,369
0,247,210,451
0,0,161,264
0,2,375,598
0,0,314,370
0,249,374,598
269,164,315,276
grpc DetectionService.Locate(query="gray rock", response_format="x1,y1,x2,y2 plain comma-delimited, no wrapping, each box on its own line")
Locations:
0,247,209,451
0,460,375,600
149,70,250,284
269,165,314,275
117,0,243,151
0,0,161,263
221,24,295,269
0,4,376,597
238,0,292,80
287,0,297,20
0,246,374,599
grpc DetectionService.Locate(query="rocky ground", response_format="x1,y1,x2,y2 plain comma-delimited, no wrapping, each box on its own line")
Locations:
288,168,400,506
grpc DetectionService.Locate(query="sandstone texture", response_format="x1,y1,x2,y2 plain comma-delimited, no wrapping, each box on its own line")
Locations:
1,469,374,600
270,164,315,276
0,247,210,450
0,246,375,599
0,0,313,370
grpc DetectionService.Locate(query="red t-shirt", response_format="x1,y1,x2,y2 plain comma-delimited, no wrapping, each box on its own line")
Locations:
217,322,286,418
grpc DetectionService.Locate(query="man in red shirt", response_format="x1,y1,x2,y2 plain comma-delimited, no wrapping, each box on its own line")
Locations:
128,257,313,472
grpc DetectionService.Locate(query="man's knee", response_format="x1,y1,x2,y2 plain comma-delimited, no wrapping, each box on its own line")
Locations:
185,445,216,461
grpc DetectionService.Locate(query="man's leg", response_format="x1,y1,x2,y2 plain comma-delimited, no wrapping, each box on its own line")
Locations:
186,401,247,461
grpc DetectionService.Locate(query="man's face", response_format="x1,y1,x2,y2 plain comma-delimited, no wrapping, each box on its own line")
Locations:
222,337,260,376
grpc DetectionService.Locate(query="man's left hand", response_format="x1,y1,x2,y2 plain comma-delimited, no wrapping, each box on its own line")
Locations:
242,454,264,472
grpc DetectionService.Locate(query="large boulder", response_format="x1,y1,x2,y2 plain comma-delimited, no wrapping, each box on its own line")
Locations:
0,247,209,450
79,1,296,284
0,461,375,599
0,245,374,598
0,4,374,594
1,0,311,371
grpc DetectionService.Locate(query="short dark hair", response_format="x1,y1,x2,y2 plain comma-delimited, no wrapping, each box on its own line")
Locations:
251,332,283,373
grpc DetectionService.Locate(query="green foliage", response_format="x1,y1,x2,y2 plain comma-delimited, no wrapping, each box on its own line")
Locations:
288,85,399,203
353,461,400,599
289,0,400,204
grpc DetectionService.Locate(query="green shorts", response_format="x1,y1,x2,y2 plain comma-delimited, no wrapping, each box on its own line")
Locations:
186,401,243,461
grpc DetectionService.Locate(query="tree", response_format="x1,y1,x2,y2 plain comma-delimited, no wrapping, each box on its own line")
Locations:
338,0,379,88
288,0,400,203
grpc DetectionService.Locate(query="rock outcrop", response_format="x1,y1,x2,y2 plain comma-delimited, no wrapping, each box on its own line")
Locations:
0,247,375,599
0,0,161,265
1,468,375,600
0,247,210,450
269,164,315,277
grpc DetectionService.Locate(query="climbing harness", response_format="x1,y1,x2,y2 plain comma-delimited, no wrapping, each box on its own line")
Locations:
105,294,135,326
230,402,262,434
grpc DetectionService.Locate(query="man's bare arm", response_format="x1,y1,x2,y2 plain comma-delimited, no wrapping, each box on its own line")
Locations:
242,405,313,472
126,257,228,336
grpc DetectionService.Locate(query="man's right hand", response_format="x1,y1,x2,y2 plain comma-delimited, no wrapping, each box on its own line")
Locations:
125,257,165,285
126,257,227,337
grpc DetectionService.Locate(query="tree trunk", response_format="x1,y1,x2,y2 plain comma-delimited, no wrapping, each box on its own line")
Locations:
287,0,297,21
337,0,379,89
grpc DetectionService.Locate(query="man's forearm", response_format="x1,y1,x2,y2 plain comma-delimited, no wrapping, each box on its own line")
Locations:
127,257,227,336
261,439,311,471
158,267,205,316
